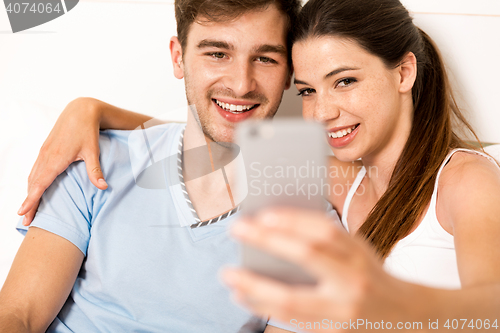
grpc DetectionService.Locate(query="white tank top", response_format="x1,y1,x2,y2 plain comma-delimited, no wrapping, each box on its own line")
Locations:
341,148,499,289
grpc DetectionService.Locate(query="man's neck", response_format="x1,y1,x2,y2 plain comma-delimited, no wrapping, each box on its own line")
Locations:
181,111,239,221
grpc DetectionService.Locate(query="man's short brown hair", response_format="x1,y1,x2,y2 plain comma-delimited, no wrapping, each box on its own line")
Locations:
175,0,301,64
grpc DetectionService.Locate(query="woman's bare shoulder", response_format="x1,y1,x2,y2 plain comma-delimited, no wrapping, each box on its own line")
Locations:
439,151,500,193
437,151,500,232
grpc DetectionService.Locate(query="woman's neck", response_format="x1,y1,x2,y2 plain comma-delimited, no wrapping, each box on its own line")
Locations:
361,100,413,200
361,153,398,201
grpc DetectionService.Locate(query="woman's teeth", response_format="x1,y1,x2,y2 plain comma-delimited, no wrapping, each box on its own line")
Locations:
328,125,358,139
215,99,255,114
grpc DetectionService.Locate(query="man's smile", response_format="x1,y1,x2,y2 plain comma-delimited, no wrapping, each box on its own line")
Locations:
213,98,259,114
212,98,260,122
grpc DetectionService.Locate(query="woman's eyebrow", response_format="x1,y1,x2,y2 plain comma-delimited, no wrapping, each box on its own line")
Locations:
324,66,360,79
295,66,361,85
294,78,309,85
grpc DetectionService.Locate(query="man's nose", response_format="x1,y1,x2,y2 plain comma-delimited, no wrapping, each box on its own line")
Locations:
224,60,257,97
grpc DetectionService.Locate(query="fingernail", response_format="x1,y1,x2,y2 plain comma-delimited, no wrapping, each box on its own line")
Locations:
231,221,250,237
98,178,108,187
22,216,28,226
17,205,24,215
259,209,281,227
222,269,238,286
261,211,278,226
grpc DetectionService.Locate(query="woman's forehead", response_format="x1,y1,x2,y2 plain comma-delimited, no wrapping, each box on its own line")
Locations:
292,37,368,67
291,36,390,83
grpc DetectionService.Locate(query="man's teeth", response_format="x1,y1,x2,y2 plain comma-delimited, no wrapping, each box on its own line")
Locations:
328,125,357,139
215,99,255,113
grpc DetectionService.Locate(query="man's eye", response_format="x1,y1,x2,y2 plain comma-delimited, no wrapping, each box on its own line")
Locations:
256,56,276,64
209,52,226,59
297,88,315,97
337,78,357,87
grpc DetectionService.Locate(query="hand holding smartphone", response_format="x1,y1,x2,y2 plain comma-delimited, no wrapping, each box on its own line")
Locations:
236,119,328,285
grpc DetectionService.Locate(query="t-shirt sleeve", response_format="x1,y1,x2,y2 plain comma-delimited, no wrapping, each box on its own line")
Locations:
16,161,100,256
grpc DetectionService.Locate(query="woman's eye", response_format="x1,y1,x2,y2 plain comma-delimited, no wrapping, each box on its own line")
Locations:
297,88,315,97
336,78,357,87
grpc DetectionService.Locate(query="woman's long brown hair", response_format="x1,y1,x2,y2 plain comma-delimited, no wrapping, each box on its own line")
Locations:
294,0,483,259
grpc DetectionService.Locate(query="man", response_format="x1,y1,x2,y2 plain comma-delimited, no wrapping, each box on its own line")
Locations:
0,0,299,331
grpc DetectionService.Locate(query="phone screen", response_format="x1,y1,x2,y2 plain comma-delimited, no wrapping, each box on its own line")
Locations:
235,119,328,284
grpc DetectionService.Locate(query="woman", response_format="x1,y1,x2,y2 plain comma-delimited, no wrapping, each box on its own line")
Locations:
220,0,500,330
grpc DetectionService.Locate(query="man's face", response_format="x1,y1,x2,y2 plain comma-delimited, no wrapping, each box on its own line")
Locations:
171,5,291,143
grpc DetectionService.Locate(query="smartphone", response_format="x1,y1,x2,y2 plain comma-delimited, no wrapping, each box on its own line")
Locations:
235,119,328,285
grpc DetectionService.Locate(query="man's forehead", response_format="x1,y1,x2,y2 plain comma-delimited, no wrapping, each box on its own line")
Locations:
185,6,288,49
193,4,286,26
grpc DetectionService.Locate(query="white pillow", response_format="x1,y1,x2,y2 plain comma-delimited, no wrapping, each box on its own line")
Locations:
484,144,500,161
0,99,59,288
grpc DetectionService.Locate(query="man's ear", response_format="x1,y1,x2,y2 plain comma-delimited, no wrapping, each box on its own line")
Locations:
398,52,417,94
170,36,184,80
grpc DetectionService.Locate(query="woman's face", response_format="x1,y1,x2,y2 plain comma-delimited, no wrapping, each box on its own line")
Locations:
292,36,414,163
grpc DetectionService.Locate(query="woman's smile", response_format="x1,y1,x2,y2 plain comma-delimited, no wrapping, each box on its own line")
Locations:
327,123,360,147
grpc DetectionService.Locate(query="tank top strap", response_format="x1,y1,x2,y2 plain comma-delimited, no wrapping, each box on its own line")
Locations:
341,165,366,232
429,148,499,209
419,147,500,242
430,149,461,206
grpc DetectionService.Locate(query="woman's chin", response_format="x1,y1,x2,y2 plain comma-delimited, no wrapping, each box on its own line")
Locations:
330,149,361,163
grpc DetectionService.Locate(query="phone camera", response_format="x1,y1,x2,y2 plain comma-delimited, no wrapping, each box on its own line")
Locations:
249,126,259,137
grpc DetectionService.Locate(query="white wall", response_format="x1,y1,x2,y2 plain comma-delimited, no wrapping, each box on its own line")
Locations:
403,0,500,144
0,0,183,289
0,0,499,288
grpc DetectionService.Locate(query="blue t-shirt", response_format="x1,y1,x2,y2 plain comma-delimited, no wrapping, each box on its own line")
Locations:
17,123,266,332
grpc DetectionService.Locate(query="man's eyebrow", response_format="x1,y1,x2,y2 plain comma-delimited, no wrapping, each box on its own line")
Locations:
294,67,360,85
253,44,287,57
197,39,234,50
